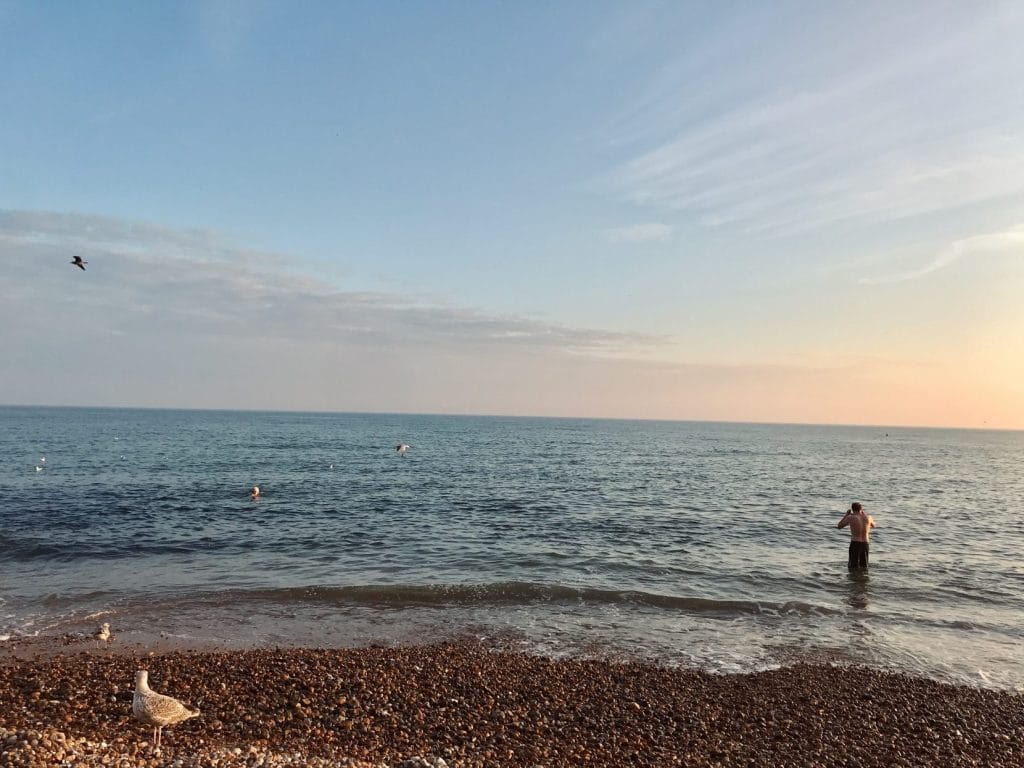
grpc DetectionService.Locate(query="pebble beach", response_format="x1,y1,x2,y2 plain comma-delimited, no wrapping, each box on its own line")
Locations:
2,640,1022,768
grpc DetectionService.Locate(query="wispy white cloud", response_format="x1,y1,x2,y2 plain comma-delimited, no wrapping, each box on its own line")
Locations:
860,224,1024,285
603,222,672,244
0,209,249,262
0,209,659,357
0,213,1012,425
603,5,1024,235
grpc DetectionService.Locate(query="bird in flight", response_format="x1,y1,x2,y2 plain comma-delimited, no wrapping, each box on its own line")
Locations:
396,443,410,457
71,255,87,271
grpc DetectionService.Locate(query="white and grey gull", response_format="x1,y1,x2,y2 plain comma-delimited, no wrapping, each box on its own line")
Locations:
132,669,200,750
93,622,111,648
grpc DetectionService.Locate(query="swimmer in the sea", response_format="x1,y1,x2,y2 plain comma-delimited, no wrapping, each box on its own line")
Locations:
837,502,876,569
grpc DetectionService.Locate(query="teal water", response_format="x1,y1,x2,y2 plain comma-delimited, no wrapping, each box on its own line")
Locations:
1,406,1022,689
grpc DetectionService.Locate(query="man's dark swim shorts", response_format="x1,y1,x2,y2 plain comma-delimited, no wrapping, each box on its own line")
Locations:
848,541,869,569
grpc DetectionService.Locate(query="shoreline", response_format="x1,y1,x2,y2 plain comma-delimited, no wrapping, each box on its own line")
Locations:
2,640,1021,767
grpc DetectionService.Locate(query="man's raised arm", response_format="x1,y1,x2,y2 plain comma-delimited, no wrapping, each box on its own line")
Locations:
837,510,852,529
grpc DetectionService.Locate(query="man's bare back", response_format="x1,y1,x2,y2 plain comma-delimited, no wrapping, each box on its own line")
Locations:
838,509,876,542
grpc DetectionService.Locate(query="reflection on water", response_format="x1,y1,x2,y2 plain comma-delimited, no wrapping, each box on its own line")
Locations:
845,570,870,610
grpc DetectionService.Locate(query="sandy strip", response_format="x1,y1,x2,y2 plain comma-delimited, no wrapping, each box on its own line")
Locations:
1,639,1022,767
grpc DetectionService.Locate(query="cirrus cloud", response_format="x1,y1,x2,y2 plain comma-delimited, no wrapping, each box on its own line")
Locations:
860,224,1024,285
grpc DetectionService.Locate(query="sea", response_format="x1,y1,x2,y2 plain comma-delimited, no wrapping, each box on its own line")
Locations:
1,406,1022,691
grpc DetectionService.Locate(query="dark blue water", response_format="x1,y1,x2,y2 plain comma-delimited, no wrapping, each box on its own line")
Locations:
2,407,1022,689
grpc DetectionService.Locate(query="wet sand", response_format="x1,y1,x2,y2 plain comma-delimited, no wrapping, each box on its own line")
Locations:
1,638,1022,767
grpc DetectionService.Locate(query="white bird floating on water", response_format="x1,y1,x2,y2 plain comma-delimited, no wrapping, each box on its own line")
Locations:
93,622,111,648
132,670,200,750
396,443,410,456
35,465,43,472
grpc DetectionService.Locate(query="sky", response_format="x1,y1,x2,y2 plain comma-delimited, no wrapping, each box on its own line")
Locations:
1,1,1022,428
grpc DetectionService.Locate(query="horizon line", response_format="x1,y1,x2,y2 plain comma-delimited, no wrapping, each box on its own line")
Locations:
0,402,1017,433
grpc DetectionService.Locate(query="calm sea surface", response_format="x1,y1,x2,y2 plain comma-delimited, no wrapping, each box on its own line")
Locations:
1,407,1022,689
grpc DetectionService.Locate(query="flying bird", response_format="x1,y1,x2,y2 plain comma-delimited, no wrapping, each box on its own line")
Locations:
396,443,410,456
132,670,200,750
70,255,87,271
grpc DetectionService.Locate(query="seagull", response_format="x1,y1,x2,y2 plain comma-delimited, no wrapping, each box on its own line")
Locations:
132,670,200,751
396,443,410,457
40,454,46,464
93,622,111,648
35,465,43,472
70,255,87,271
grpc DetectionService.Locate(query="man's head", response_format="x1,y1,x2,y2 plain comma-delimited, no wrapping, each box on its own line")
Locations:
852,502,862,513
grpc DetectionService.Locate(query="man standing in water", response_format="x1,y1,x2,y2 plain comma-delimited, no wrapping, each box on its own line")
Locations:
838,502,876,569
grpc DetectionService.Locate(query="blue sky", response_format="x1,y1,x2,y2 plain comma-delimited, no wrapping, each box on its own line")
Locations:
2,2,1023,426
